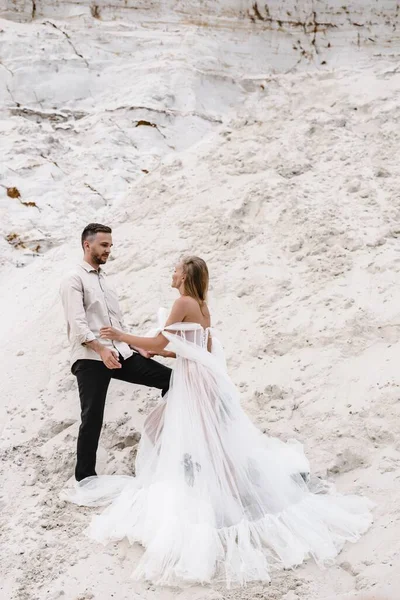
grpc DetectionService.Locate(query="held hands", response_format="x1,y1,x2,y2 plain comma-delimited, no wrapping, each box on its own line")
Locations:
100,328,151,360
99,327,123,368
100,326,123,341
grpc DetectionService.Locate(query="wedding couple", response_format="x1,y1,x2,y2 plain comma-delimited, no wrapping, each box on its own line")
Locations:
60,222,373,587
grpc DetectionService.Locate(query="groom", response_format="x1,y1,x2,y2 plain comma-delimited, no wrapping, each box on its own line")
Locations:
60,223,171,482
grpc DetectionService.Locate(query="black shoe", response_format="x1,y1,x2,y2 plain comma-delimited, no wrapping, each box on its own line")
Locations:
291,471,310,486
300,471,309,483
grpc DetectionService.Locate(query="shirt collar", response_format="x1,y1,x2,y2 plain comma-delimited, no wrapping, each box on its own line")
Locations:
81,261,105,274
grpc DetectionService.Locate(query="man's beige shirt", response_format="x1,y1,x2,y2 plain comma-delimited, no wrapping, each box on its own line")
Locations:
60,261,133,365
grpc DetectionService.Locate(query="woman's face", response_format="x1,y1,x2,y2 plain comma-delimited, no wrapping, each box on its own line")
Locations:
172,263,185,289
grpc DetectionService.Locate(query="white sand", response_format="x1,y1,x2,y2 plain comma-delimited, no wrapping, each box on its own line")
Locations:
1,2,399,599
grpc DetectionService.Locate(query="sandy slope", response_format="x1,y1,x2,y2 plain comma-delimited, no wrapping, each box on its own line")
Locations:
1,3,400,599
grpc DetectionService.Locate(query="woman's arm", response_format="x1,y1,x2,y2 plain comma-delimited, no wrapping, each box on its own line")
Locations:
100,297,189,352
100,330,169,353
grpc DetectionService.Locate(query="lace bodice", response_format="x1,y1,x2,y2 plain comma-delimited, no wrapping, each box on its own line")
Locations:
166,323,210,349
148,308,226,369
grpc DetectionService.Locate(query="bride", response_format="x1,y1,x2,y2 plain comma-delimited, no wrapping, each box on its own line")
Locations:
63,256,373,587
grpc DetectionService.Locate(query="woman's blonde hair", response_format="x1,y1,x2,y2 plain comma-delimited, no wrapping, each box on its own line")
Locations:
181,256,209,310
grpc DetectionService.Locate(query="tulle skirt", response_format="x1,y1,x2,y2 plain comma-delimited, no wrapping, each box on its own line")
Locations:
62,331,373,587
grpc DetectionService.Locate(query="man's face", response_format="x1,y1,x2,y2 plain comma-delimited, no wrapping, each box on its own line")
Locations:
85,232,113,265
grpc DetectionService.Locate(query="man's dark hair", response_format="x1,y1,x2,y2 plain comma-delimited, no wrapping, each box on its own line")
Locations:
81,223,112,248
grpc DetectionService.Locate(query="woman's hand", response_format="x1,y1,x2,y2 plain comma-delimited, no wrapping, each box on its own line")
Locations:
135,347,151,359
100,326,124,342
149,350,176,359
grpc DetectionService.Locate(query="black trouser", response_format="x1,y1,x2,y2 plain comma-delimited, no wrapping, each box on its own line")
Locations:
72,353,171,481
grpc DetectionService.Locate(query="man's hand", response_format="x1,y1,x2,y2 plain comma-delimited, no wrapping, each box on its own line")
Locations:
99,347,121,369
100,326,123,341
84,338,121,368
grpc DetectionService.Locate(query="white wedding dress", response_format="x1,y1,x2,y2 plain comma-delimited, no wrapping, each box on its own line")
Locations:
62,309,373,587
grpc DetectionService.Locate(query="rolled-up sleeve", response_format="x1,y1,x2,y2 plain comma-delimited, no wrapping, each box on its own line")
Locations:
60,274,96,345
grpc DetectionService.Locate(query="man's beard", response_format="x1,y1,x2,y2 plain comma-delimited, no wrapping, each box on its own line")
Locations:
92,251,108,265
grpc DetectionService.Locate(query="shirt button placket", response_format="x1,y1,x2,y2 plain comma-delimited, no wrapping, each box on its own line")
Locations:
98,272,118,354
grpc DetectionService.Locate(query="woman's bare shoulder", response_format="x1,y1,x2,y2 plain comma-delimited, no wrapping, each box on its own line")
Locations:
173,295,194,309
173,296,211,326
